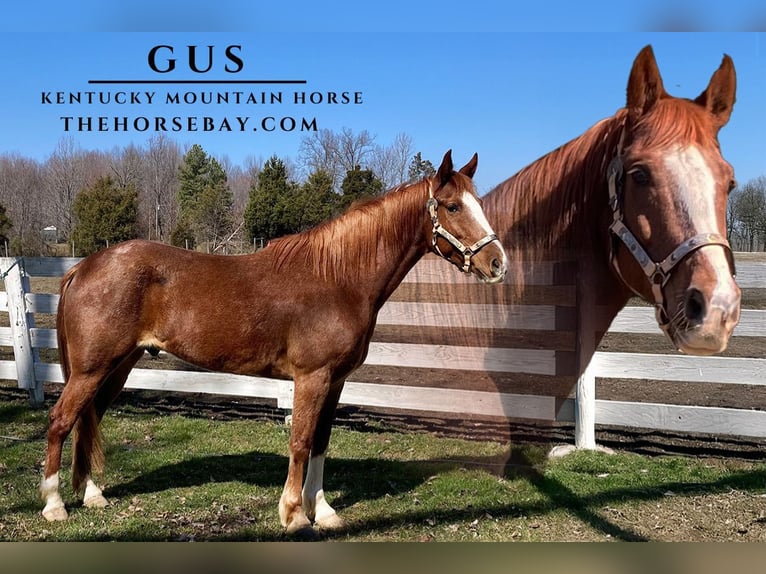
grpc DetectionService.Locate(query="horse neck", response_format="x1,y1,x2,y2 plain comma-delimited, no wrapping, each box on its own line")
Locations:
269,180,430,308
363,181,431,309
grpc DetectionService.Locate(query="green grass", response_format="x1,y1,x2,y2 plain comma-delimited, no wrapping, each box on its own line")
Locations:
2,387,765,541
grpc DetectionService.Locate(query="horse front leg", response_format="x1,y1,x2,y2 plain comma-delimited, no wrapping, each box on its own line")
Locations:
302,379,345,530
278,369,331,536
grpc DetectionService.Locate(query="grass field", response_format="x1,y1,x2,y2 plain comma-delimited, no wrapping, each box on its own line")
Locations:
1,253,764,541
2,382,766,542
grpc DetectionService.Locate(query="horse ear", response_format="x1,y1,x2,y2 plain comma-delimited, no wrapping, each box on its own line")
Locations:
694,54,736,129
436,149,454,188
458,153,478,179
626,45,667,124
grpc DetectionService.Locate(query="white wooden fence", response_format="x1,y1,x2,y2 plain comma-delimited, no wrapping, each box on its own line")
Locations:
0,255,764,447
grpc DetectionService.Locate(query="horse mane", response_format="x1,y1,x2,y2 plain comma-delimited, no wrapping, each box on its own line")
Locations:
485,113,622,260
485,97,718,260
266,179,430,284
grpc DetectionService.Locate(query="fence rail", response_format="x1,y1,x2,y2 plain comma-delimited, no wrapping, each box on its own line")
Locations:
1,255,764,445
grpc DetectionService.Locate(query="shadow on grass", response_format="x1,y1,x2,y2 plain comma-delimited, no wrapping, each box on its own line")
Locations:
0,398,49,446
0,403,30,424
90,445,766,542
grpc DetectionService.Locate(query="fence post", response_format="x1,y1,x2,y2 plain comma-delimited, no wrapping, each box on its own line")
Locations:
574,258,597,450
278,381,294,425
3,258,43,406
574,354,596,449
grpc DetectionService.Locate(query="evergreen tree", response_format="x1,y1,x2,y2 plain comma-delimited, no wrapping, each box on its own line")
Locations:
338,165,383,211
70,176,138,255
193,179,234,250
0,203,12,249
169,218,196,249
407,152,436,182
296,170,338,230
244,155,297,241
177,144,209,215
174,144,232,248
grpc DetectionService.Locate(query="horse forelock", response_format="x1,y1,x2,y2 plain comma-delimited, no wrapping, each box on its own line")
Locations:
630,96,719,151
269,179,428,284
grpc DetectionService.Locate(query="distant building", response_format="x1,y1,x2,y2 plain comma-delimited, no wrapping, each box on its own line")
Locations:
42,226,58,243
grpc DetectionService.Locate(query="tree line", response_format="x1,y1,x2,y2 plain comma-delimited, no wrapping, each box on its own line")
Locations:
0,129,436,256
1,131,763,256
727,175,766,252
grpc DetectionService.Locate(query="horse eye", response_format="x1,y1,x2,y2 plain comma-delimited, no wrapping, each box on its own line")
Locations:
446,203,460,214
629,167,650,186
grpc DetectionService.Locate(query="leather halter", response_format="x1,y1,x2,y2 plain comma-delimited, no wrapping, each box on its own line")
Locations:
607,128,736,335
426,181,499,273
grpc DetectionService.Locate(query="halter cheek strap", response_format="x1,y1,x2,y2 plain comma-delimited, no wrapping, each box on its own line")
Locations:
426,183,499,273
606,133,736,334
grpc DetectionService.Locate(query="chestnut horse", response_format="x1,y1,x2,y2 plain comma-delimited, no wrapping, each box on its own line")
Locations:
41,150,507,535
484,45,740,359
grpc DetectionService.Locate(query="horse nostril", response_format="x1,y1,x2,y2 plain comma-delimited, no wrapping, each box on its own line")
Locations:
684,288,706,325
491,258,503,276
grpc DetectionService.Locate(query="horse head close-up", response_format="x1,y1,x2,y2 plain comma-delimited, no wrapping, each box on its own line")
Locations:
484,44,740,357
426,150,506,284
606,45,740,355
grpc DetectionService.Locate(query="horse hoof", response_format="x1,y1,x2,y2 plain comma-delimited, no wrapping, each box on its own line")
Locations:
315,513,345,531
83,494,109,508
286,524,319,541
285,514,315,539
42,505,68,522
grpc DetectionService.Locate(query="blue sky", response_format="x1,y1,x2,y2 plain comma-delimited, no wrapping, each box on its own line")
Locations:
1,32,763,194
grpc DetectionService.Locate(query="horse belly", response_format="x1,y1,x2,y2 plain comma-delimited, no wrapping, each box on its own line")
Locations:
154,315,291,379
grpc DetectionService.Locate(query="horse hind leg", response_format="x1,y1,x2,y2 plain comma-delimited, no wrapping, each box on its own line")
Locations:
41,349,143,521
302,380,346,530
41,371,105,521
77,348,144,510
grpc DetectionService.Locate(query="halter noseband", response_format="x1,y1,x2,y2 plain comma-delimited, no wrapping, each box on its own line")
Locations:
426,182,499,273
607,128,736,335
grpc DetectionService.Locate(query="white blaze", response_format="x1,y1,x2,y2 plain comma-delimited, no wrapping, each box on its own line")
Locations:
663,145,736,304
461,192,506,264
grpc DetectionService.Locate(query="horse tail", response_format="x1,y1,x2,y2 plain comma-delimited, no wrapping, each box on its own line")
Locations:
56,268,75,385
58,265,105,494
71,403,103,494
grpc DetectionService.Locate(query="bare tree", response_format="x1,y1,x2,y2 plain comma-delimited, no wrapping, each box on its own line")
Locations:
226,164,253,221
243,155,263,179
369,132,413,189
728,176,766,251
298,127,377,191
42,137,88,240
0,154,46,254
141,134,181,242
110,143,144,190
336,127,375,174
298,128,342,189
